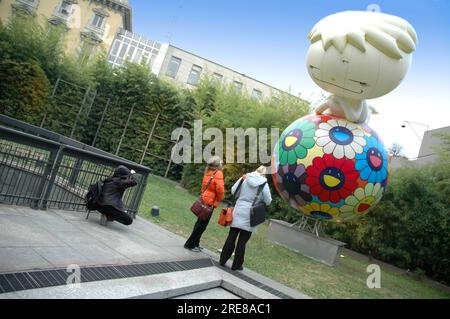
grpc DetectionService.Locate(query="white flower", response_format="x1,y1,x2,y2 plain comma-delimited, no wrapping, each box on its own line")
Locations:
315,119,366,159
340,183,384,216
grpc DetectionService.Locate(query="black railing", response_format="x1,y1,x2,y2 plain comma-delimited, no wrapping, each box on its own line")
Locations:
0,124,151,216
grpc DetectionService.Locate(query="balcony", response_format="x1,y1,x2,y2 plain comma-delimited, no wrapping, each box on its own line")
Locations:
11,0,40,15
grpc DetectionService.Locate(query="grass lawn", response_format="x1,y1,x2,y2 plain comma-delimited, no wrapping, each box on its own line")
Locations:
139,175,450,299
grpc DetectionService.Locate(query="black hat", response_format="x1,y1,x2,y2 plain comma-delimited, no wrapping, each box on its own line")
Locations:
114,165,131,177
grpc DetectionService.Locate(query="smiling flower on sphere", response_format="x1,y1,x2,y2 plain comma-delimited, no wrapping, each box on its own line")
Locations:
315,118,366,159
355,135,388,184
306,154,359,203
340,183,384,217
300,202,340,220
275,164,312,208
279,120,316,165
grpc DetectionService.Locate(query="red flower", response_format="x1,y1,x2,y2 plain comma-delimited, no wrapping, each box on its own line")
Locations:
306,154,359,203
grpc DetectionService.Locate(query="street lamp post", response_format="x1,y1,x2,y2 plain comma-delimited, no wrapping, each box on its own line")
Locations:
401,121,430,141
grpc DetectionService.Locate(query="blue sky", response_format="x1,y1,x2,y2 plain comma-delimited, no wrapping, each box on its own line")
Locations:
130,0,450,158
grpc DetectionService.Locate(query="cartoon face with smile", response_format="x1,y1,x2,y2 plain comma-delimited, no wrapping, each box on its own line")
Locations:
306,11,417,100
283,129,303,151
356,196,376,212
367,147,383,171
320,167,345,191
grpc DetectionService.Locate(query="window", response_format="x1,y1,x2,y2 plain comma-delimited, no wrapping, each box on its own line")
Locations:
141,52,150,65
22,0,38,5
233,81,243,93
272,94,281,104
133,49,143,63
110,40,120,56
59,0,72,16
79,40,96,65
187,65,202,86
91,14,104,29
118,43,128,58
126,46,135,61
14,0,40,12
149,54,157,67
252,89,263,101
166,56,181,78
212,73,223,83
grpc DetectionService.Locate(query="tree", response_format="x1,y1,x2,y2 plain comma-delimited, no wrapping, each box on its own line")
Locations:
0,59,50,125
389,142,404,157
325,158,450,285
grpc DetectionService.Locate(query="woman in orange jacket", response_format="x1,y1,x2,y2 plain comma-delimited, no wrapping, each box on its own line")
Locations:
184,156,225,252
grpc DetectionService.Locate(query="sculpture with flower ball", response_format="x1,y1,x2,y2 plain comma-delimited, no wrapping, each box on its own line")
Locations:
271,11,417,222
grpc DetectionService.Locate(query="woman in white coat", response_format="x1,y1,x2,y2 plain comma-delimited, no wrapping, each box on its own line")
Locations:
219,166,272,271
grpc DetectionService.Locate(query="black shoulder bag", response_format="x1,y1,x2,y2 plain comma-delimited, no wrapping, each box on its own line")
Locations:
249,182,268,227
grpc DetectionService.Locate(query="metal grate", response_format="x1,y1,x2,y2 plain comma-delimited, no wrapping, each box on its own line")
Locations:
212,261,294,299
0,258,295,299
0,258,214,294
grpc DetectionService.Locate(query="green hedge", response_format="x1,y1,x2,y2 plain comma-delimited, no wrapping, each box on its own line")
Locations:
325,149,450,285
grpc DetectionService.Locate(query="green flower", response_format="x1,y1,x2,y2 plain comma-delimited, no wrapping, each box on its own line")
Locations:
279,120,316,165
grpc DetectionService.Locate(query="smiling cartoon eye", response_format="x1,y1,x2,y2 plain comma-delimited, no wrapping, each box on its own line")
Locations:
349,79,368,86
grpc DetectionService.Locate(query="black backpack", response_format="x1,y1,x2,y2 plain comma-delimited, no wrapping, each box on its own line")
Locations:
85,181,104,211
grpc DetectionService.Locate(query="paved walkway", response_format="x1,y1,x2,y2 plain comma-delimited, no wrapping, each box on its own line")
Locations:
0,204,309,299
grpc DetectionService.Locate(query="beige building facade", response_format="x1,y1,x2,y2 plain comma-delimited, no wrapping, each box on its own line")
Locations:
106,30,291,101
158,45,286,101
0,0,131,59
1,0,294,101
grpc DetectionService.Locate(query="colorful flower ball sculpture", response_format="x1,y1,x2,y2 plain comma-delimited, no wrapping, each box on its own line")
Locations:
271,114,389,222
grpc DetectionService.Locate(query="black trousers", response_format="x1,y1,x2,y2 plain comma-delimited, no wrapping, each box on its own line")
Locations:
97,205,133,226
219,227,252,270
184,211,212,249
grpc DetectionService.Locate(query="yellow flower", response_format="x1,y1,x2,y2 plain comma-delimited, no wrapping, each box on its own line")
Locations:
300,202,340,220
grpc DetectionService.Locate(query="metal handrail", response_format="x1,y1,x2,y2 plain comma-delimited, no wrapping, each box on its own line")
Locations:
0,114,150,172
0,123,150,216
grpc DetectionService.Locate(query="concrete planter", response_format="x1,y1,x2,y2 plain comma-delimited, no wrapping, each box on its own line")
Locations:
267,219,346,267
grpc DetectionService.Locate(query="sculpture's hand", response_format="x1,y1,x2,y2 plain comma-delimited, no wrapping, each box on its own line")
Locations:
314,101,329,114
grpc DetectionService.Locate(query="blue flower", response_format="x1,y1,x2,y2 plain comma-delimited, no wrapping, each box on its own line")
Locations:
355,136,388,184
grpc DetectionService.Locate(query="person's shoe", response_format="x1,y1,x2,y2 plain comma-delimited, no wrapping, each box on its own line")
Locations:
196,246,204,251
184,245,201,252
100,214,107,226
231,266,244,271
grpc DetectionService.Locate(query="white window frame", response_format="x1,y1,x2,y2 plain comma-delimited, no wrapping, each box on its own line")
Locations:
58,0,72,16
19,0,38,6
212,73,223,83
13,0,40,13
166,56,182,79
233,81,243,93
252,89,263,101
187,65,203,86
91,13,105,29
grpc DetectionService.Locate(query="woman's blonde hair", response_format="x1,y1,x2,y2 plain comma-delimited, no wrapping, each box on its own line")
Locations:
206,155,223,171
255,165,267,175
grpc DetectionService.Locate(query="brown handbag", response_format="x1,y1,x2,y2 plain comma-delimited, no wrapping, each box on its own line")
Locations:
190,170,217,220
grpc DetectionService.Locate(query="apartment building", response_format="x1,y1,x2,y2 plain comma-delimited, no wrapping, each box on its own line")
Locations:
0,0,131,59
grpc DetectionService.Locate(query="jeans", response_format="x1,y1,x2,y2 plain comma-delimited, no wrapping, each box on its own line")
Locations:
184,211,213,249
219,227,252,270
97,205,133,226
